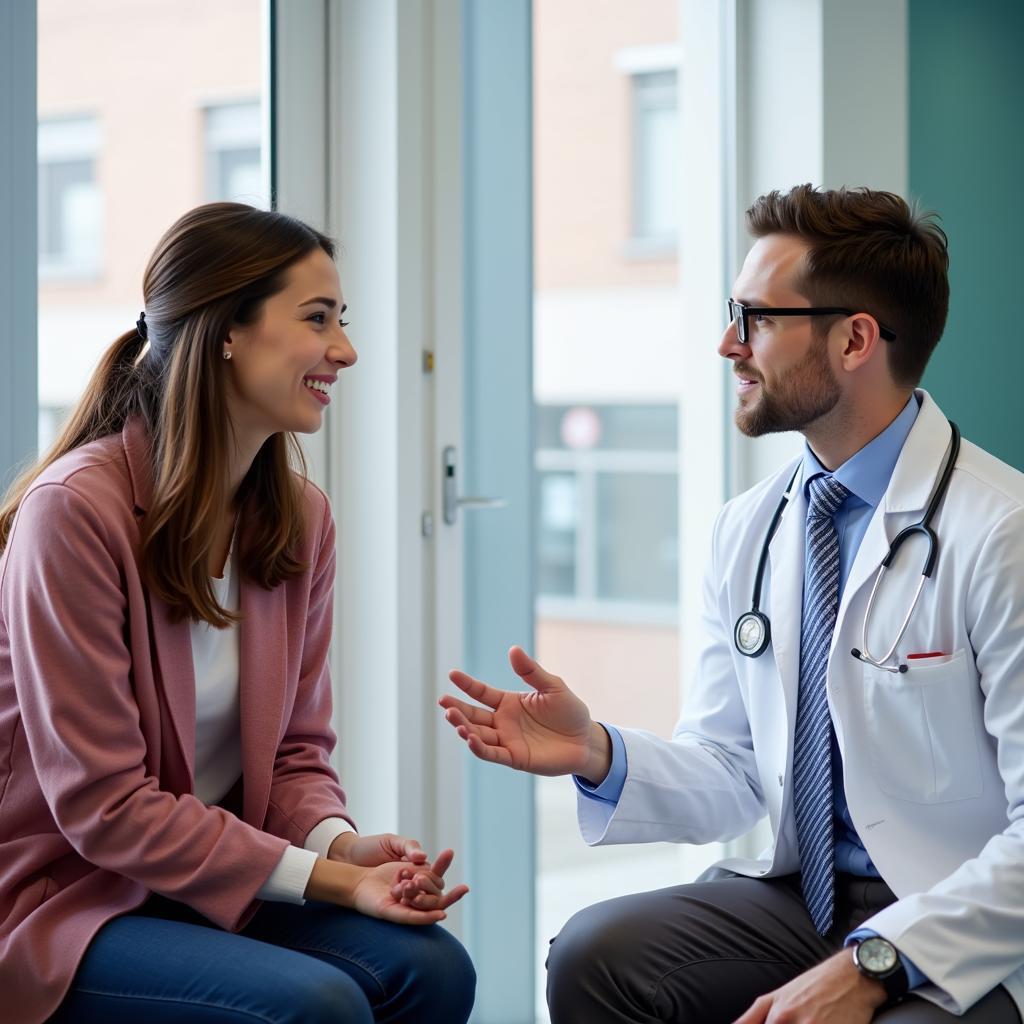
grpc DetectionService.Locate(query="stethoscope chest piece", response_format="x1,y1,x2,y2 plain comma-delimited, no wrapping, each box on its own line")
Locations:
735,610,771,658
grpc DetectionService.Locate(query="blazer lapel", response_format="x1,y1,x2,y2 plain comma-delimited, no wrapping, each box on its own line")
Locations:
121,418,196,788
239,577,287,827
147,594,198,787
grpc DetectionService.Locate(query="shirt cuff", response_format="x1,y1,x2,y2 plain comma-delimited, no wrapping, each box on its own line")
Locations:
573,723,627,804
846,928,928,990
256,844,318,904
305,817,356,859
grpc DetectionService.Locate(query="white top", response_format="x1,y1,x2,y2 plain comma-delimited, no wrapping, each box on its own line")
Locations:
189,543,353,904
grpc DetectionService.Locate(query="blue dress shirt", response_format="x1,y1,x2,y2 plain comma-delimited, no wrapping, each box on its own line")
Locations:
576,395,926,986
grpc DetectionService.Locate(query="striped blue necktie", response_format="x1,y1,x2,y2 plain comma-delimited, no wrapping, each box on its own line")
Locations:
793,472,849,935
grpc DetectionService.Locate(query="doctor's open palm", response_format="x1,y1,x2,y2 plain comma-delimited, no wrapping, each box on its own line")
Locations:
440,646,607,781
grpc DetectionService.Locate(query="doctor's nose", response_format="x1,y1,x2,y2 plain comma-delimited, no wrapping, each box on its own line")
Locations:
718,316,749,361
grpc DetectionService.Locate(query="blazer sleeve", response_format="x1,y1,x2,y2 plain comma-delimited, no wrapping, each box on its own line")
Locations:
2,482,290,930
863,504,1024,1014
264,491,356,846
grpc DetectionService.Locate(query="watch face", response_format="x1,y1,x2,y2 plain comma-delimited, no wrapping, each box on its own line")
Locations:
858,937,898,975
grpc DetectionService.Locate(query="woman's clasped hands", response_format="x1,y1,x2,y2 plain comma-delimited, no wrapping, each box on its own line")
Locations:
305,831,469,926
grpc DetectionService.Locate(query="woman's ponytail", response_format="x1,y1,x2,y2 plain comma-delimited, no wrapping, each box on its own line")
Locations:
0,326,152,550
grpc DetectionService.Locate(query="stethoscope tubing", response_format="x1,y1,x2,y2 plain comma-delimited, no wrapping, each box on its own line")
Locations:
852,421,960,672
734,420,961,673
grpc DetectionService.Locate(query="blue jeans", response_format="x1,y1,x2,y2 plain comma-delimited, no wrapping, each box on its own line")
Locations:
49,895,476,1023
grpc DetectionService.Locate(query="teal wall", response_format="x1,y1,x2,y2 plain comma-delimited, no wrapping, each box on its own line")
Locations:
911,0,1024,470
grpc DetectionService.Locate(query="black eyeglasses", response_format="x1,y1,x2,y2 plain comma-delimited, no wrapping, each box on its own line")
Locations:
726,299,897,345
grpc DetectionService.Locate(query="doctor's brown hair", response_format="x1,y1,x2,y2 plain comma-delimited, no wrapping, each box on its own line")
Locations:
746,184,949,386
0,202,335,627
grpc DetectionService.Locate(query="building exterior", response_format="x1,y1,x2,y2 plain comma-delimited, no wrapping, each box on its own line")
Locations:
533,0,682,736
37,0,264,442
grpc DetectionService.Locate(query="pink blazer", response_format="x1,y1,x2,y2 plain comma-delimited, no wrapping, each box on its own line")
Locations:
0,419,354,1023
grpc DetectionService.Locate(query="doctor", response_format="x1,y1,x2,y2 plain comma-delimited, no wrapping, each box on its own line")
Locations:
441,185,1024,1023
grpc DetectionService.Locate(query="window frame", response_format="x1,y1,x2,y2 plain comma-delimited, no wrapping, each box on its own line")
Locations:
0,2,38,488
536,446,680,623
203,98,264,204
615,43,680,261
37,115,102,281
630,69,678,248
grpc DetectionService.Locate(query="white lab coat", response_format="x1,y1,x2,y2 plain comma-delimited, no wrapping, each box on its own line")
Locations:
578,391,1024,1016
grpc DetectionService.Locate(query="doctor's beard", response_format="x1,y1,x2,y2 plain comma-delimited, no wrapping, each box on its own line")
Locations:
734,337,840,437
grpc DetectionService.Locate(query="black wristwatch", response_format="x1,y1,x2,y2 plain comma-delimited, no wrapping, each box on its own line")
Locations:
852,936,909,1008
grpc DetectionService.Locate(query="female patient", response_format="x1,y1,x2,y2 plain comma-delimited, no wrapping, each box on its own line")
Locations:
0,203,474,1024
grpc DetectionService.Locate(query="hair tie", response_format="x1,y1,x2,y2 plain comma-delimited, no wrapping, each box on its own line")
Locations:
136,311,148,340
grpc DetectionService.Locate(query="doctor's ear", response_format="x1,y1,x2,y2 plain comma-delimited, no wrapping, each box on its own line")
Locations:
838,312,883,372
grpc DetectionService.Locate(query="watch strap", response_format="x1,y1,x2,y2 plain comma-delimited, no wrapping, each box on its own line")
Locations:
854,939,909,1008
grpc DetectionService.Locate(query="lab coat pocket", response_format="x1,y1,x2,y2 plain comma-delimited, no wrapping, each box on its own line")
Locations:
862,649,982,803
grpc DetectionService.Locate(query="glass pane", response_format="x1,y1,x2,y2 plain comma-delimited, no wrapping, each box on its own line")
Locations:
595,471,678,602
538,471,578,596
538,403,677,451
205,101,265,203
37,0,269,451
533,2,722,1021
637,98,678,238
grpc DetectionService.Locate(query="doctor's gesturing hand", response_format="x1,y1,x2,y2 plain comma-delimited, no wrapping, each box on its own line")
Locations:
440,646,613,786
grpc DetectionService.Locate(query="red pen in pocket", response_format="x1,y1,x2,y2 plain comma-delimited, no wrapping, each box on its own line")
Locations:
906,651,948,660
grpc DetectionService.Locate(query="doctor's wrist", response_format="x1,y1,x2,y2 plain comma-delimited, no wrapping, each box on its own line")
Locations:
579,722,613,787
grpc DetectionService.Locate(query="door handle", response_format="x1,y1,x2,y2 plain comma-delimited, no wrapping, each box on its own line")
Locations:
442,445,507,525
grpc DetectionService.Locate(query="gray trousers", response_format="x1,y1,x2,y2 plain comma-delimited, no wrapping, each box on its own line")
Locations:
546,871,1020,1024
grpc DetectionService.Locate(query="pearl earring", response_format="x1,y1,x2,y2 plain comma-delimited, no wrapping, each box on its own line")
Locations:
223,350,232,360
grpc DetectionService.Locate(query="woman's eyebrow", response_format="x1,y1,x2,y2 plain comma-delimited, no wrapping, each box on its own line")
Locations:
297,296,339,309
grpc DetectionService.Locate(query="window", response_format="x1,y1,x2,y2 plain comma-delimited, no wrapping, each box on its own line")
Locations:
204,100,264,204
536,403,679,622
37,0,268,453
38,116,102,279
630,69,678,250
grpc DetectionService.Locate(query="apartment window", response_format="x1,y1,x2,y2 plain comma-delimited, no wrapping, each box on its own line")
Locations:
631,69,678,250
204,101,264,203
536,403,679,622
37,116,102,279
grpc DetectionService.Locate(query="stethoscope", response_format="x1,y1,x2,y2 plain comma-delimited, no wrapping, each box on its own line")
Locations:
733,421,961,674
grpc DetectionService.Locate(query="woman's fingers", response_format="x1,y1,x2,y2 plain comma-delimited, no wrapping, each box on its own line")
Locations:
398,884,469,912
385,903,447,925
439,884,469,909
404,873,443,897
429,848,454,879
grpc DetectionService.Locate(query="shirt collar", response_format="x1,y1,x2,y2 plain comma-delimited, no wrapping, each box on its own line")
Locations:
802,395,919,510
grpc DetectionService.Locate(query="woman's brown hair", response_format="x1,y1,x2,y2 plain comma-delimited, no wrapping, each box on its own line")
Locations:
0,202,335,627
